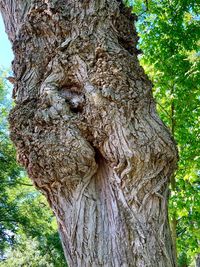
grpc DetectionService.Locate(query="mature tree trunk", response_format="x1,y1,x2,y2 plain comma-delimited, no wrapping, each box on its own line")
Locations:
0,0,178,266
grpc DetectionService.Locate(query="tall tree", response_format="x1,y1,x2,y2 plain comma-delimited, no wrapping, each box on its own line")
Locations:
0,1,178,266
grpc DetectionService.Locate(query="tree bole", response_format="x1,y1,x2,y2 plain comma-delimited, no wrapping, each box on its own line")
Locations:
0,0,178,266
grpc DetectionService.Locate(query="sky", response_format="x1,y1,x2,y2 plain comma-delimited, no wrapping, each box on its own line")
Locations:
0,14,13,69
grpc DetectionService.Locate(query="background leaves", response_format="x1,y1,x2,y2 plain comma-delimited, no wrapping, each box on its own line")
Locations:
0,71,66,266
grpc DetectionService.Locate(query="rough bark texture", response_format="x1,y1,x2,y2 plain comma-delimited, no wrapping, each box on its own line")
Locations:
0,0,178,266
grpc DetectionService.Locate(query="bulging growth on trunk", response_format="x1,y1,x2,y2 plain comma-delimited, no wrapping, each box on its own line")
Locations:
0,0,178,266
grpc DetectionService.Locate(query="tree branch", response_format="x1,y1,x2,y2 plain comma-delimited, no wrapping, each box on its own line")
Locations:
2,181,33,186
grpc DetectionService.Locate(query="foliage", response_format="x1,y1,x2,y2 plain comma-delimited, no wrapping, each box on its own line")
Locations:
125,0,200,265
0,237,54,267
0,235,65,267
0,72,22,254
0,72,66,266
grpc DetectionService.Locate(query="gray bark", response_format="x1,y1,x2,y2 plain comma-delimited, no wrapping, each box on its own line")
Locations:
0,0,178,266
196,254,200,267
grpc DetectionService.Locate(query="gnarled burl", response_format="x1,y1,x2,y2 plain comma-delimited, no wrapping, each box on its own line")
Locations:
0,0,178,266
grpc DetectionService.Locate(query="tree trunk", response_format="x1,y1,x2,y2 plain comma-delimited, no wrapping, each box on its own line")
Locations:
196,254,200,267
171,214,177,264
0,0,178,266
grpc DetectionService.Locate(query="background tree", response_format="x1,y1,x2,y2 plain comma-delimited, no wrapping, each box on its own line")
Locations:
0,0,178,266
0,70,22,255
0,72,65,266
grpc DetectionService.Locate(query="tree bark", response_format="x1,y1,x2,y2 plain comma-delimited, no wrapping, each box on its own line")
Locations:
196,254,200,267
0,0,178,266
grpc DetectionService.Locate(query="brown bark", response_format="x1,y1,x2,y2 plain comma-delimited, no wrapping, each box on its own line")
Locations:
0,0,178,266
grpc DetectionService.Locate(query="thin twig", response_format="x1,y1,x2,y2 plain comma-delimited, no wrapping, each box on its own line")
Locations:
156,101,172,120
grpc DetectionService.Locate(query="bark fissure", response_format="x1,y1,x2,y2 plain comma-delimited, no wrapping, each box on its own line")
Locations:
0,0,178,266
